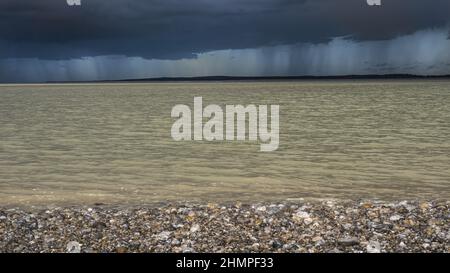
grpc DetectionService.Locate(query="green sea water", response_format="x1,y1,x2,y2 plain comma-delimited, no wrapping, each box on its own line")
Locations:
1,80,449,205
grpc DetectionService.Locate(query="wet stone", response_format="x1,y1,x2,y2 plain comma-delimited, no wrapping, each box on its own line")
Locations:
0,200,447,253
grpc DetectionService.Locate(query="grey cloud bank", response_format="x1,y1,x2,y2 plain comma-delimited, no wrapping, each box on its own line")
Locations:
2,27,449,83
0,0,449,82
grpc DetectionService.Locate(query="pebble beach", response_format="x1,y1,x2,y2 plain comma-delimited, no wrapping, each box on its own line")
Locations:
0,200,448,253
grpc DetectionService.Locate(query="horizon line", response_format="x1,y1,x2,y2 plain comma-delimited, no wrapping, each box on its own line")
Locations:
2,74,450,85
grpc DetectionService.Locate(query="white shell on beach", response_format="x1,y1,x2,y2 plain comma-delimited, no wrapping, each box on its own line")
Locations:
66,241,82,253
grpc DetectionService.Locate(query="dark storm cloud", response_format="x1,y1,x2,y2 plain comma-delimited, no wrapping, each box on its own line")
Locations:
2,26,449,82
1,0,449,60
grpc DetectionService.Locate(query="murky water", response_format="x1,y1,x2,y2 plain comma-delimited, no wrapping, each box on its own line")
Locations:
1,81,449,205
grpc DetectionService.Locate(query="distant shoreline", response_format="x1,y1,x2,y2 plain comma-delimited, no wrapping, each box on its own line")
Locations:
1,74,450,85
112,74,450,83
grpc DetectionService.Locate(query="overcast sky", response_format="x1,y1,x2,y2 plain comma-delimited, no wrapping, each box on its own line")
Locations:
0,0,449,82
